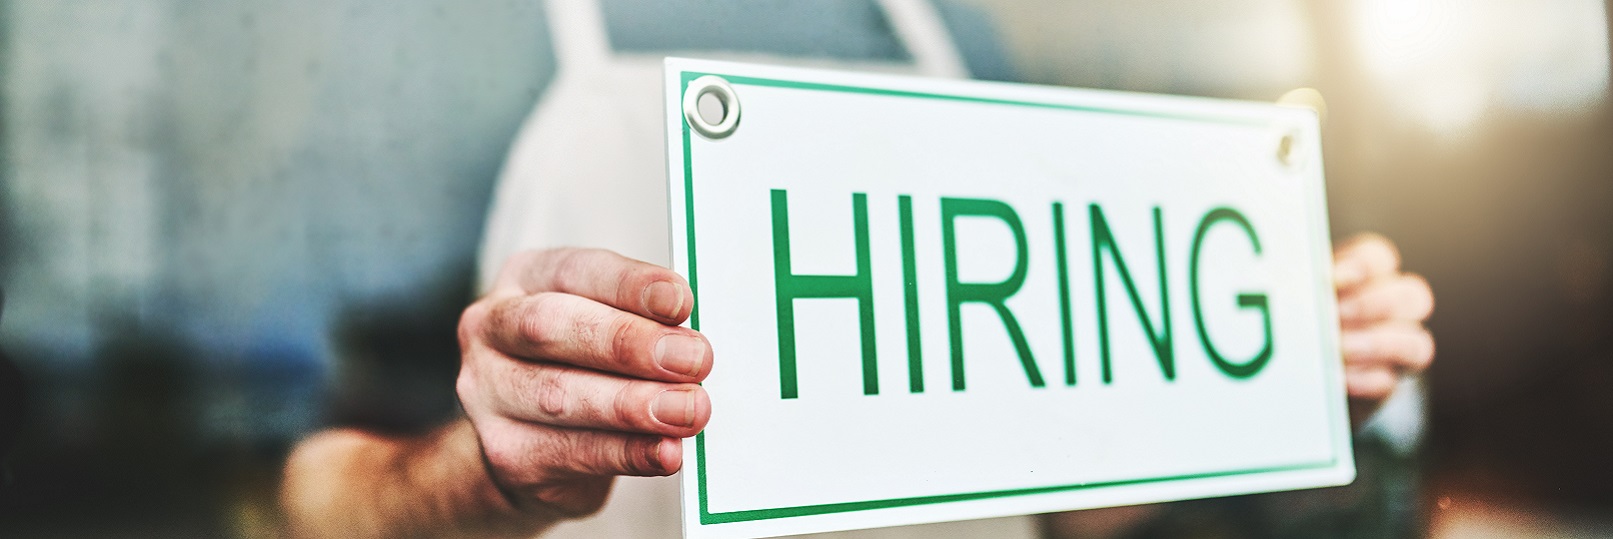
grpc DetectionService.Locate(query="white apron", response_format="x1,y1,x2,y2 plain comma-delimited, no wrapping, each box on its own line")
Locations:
477,0,1039,537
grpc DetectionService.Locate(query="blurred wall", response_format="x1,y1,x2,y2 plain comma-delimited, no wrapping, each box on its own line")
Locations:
974,0,1613,516
1,0,555,437
1,1,555,533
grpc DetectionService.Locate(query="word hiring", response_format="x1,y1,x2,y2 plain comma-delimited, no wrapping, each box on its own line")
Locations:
769,189,1273,399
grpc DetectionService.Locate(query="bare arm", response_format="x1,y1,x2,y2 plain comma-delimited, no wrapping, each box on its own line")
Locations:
281,248,712,538
282,420,547,538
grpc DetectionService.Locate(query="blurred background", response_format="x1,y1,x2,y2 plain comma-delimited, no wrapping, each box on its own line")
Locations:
0,0,1609,537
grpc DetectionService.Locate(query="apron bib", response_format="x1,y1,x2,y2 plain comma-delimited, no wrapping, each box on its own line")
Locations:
478,0,965,287
478,1,1035,537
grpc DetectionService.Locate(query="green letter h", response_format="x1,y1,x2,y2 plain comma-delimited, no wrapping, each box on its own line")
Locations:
771,189,877,399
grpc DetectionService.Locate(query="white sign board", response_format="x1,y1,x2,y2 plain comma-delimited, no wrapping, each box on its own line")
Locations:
663,58,1352,539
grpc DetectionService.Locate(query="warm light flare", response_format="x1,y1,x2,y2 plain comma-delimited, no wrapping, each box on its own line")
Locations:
1352,0,1609,136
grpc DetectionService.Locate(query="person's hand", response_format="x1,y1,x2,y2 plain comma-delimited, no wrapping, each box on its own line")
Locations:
1333,234,1434,426
456,248,713,519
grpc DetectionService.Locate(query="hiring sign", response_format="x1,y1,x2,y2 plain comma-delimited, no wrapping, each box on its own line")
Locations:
663,58,1353,539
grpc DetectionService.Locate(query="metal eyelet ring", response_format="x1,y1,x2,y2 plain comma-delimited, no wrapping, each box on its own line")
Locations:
1277,132,1296,167
684,75,741,140
1275,126,1305,171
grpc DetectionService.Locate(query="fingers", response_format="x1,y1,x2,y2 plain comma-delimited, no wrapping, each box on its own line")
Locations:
476,358,711,438
1330,234,1435,429
459,248,710,517
1338,319,1434,412
1338,273,1433,325
1344,366,1400,401
1340,323,1435,374
494,248,693,326
481,292,712,383
1333,233,1400,290
479,419,681,480
473,416,681,516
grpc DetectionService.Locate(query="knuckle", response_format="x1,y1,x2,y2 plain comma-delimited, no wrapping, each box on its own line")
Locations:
619,435,665,476
521,294,571,349
458,301,491,350
594,438,631,475
455,369,480,408
548,248,595,292
531,247,569,264
546,432,591,473
566,435,606,474
611,384,648,431
607,314,643,371
522,247,575,293
456,347,497,412
578,434,639,476
479,434,516,471
573,309,615,360
533,368,571,420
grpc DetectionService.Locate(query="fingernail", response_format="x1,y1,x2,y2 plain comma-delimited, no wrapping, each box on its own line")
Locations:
655,437,682,473
652,390,697,427
655,334,706,377
643,281,684,321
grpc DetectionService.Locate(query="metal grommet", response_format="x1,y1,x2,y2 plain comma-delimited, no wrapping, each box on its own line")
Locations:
1275,128,1305,170
1276,132,1296,166
684,75,741,140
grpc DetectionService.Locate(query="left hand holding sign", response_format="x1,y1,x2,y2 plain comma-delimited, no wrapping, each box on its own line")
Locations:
1332,233,1435,426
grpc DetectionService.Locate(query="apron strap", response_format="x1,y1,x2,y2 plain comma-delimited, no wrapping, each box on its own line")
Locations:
878,0,969,78
546,0,968,78
546,0,612,73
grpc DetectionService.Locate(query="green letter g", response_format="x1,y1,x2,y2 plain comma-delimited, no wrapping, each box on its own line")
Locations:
1189,208,1273,379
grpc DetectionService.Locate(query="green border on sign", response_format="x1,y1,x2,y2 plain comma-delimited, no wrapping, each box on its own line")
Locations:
679,70,1340,525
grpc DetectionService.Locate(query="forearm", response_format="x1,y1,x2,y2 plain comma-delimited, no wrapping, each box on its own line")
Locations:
281,419,556,539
